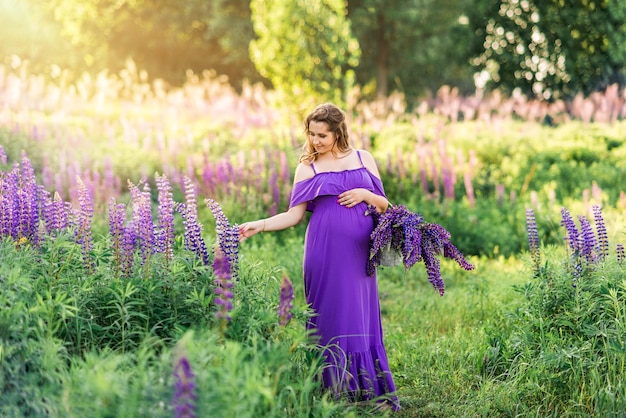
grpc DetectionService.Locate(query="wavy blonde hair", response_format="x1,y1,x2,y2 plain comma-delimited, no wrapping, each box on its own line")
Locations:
299,103,351,163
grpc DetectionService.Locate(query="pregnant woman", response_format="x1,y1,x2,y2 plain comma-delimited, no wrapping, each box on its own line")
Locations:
239,103,400,411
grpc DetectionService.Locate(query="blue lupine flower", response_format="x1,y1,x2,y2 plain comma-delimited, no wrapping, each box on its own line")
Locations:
76,176,94,271
176,177,209,265
44,190,70,234
121,222,137,278
560,207,580,254
421,233,444,296
278,274,294,326
109,198,126,276
128,180,156,269
172,356,196,418
525,208,541,274
592,205,608,260
0,166,18,237
206,198,239,281
156,173,175,263
4,165,20,239
213,246,234,321
617,244,624,264
19,154,39,244
41,188,54,234
578,215,596,263
572,262,583,288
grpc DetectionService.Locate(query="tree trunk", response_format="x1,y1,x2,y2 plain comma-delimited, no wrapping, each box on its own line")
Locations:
376,11,389,98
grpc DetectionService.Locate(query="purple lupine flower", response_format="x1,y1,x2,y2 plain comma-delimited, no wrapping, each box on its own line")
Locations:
617,244,624,264
156,173,175,264
42,190,70,234
172,356,197,418
402,218,423,268
19,153,39,244
121,222,138,277
572,262,583,288
109,198,126,277
0,145,6,165
578,215,597,263
0,170,12,237
76,176,94,271
41,188,54,234
526,208,541,274
128,180,156,269
61,200,72,229
213,246,234,321
592,205,609,260
177,176,209,265
139,182,156,269
560,207,580,254
5,164,20,239
442,241,475,272
206,198,239,281
278,275,294,326
421,235,445,296
367,204,474,294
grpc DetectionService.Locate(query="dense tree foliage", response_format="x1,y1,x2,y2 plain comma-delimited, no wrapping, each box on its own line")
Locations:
470,0,626,100
250,0,360,110
0,0,76,73
24,0,262,87
1,0,625,101
347,0,477,100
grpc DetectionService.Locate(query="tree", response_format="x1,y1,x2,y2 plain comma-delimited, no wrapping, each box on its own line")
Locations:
249,0,360,111
0,0,78,73
26,0,262,87
347,0,477,102
470,0,626,99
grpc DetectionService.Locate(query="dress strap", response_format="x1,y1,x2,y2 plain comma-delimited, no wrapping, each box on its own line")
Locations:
310,162,317,175
356,150,365,168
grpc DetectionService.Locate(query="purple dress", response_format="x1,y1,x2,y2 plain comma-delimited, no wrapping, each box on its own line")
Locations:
289,151,400,410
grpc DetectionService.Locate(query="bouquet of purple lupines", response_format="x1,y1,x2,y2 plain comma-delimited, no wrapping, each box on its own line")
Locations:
367,204,475,295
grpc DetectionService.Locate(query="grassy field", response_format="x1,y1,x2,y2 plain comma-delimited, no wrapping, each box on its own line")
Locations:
1,64,626,417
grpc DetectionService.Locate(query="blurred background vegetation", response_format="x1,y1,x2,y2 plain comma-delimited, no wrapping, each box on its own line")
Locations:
2,0,625,108
2,1,626,416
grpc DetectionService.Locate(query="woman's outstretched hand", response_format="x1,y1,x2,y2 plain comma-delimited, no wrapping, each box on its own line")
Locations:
238,220,264,242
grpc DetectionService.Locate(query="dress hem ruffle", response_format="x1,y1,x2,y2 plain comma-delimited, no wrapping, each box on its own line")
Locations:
320,343,401,411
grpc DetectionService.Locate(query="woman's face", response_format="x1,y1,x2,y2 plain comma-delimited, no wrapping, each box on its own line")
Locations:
308,120,336,156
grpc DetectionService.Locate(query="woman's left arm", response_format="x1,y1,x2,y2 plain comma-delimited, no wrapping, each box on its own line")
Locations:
337,150,389,212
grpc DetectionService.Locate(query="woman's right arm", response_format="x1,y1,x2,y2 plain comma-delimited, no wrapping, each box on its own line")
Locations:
238,204,307,241
238,162,313,241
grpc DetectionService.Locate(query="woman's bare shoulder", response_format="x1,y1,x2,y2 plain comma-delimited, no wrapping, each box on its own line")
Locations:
357,149,375,159
357,149,382,177
294,162,315,183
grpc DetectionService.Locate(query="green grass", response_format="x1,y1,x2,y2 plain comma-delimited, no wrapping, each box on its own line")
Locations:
2,82,626,416
378,255,528,417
